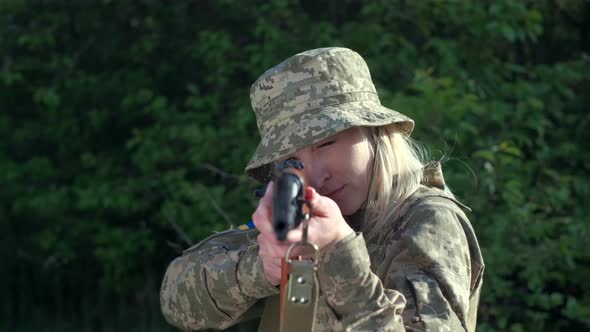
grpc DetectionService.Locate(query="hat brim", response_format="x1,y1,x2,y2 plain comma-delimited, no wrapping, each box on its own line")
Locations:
245,100,414,183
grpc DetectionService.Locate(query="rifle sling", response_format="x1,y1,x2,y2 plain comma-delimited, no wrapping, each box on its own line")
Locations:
279,256,319,332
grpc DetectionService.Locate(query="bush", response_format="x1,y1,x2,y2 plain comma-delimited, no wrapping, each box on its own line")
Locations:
1,1,588,331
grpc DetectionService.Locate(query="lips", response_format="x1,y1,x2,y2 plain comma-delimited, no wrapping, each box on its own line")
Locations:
325,186,344,200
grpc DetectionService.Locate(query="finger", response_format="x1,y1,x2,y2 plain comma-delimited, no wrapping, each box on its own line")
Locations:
257,232,290,257
286,229,303,243
260,181,274,209
259,233,309,261
258,231,281,249
252,208,272,235
252,182,274,234
285,228,319,251
305,186,314,201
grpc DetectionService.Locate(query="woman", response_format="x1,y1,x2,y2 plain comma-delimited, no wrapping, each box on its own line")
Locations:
160,47,484,331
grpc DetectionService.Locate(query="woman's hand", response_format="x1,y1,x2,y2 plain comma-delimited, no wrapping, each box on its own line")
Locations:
252,182,354,285
285,186,355,246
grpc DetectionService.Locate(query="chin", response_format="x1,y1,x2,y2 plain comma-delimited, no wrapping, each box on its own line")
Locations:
338,202,358,216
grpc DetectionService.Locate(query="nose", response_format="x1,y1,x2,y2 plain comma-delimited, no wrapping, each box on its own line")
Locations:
304,157,330,190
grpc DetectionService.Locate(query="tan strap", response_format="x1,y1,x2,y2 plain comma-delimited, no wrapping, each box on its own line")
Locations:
279,258,319,332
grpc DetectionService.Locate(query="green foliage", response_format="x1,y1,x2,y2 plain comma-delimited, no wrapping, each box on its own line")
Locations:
1,0,589,331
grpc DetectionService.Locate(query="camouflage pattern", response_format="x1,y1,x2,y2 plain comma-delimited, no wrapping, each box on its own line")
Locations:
245,47,414,183
359,186,484,332
160,48,484,331
160,174,484,331
160,228,278,330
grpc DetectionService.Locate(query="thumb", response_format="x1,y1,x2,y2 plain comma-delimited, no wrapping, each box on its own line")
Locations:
261,181,274,207
305,186,338,218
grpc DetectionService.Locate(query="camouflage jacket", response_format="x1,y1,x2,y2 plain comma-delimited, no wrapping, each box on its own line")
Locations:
160,170,485,331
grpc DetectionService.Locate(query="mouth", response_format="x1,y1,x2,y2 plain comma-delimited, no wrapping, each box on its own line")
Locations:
325,186,344,200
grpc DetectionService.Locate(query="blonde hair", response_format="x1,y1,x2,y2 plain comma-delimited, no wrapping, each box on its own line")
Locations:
361,125,427,240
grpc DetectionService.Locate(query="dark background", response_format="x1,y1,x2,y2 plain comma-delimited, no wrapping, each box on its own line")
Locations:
1,0,589,331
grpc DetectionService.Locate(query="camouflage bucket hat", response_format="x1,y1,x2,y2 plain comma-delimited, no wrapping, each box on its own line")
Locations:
245,47,414,182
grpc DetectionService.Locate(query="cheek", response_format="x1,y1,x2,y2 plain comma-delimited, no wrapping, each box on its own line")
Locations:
348,146,372,180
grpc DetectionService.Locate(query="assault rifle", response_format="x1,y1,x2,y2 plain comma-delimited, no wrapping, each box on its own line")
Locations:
272,159,311,241
254,160,311,240
255,160,319,331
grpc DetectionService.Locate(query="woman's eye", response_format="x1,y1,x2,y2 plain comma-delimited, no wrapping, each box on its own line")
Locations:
318,141,334,148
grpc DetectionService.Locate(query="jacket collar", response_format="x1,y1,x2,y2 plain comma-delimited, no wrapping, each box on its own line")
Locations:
421,161,446,190
345,161,459,230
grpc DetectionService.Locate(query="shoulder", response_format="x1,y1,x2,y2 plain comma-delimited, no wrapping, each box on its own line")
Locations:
407,185,470,215
394,186,471,231
391,185,485,274
182,227,260,255
377,185,478,254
